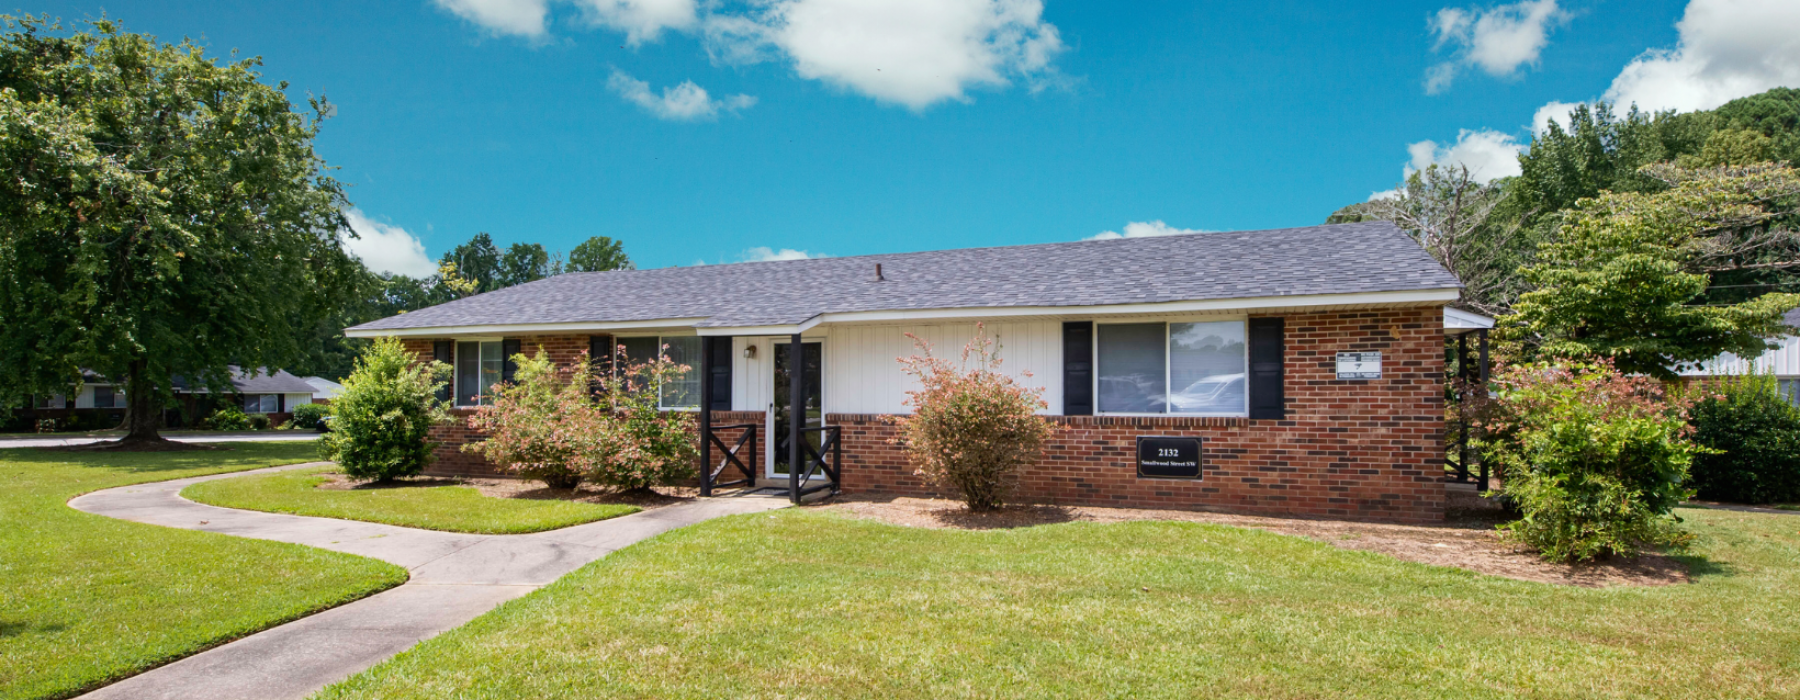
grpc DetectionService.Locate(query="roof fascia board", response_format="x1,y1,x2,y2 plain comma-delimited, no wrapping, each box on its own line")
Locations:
343,318,710,339
1443,307,1496,332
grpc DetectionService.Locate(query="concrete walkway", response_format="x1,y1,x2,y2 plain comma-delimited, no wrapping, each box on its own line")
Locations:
0,432,321,449
68,463,789,700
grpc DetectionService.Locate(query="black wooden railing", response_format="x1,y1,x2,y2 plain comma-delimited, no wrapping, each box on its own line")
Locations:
700,423,757,497
1445,329,1491,492
790,425,842,503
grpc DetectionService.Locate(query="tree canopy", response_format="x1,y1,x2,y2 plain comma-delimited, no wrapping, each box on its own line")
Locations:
0,16,364,443
566,236,634,272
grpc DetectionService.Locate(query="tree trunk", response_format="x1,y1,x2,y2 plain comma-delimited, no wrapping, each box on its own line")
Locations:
114,359,178,448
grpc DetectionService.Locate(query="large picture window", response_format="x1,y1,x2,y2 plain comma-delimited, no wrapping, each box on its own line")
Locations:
456,340,504,406
1097,320,1246,415
615,336,701,410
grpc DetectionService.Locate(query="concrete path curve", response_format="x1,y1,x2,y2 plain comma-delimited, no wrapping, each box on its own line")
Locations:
0,432,320,449
67,463,789,700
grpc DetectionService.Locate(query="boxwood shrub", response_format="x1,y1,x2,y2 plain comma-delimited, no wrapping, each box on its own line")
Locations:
1688,374,1800,504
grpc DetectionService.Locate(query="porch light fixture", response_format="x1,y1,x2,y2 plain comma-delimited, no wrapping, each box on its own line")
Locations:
743,345,757,359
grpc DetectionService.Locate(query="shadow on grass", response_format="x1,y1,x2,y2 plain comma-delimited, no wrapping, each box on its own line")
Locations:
0,619,67,638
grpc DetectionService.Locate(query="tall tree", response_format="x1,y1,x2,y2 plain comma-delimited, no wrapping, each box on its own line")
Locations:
442,232,502,292
1337,164,1531,315
0,16,363,444
497,242,551,287
1512,163,1800,378
565,236,634,272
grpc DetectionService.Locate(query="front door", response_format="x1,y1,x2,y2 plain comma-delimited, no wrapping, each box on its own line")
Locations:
769,341,823,478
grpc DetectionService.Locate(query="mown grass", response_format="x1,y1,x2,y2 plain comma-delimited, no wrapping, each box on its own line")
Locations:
0,443,406,700
183,465,638,534
321,506,1800,700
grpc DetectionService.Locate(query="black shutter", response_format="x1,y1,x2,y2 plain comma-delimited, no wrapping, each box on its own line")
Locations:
1062,321,1094,416
588,335,614,374
501,339,522,382
277,393,286,413
706,336,733,411
1248,317,1285,420
433,341,454,402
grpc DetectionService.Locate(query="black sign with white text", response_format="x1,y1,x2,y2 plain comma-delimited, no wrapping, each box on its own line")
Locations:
1136,436,1203,479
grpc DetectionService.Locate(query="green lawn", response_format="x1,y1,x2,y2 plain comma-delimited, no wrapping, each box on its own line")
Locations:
182,466,639,534
321,507,1800,700
0,443,406,700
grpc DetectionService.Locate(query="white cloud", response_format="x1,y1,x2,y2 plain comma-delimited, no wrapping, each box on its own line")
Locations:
1531,99,1583,134
574,0,697,44
1404,129,1524,183
433,0,551,37
1600,0,1800,113
1426,0,1567,94
704,0,1066,110
742,246,825,261
340,209,439,278
1087,220,1211,241
607,69,756,120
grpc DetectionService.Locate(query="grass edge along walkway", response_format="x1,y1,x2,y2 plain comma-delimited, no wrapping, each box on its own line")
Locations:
0,443,406,700
180,465,640,535
318,506,1800,700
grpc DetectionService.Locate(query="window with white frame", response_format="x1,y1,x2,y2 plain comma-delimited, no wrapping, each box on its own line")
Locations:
1779,379,1800,406
455,340,505,406
1097,320,1247,415
36,394,65,409
615,336,700,410
243,394,279,414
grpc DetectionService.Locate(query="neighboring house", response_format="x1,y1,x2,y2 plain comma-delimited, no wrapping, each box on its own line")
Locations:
1678,307,1800,403
301,376,344,402
346,221,1491,524
16,366,322,430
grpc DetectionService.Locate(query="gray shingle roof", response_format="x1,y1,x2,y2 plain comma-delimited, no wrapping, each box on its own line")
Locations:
349,221,1460,332
173,367,319,394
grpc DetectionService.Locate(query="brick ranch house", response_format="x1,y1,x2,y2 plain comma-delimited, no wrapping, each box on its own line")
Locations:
346,221,1494,524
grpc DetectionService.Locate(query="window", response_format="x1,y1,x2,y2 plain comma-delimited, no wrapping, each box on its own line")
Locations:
243,394,279,413
1780,379,1800,406
36,394,64,409
94,385,116,409
1097,321,1247,416
456,340,505,406
615,336,700,410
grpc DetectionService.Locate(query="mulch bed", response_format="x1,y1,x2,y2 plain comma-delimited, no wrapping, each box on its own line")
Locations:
313,471,697,509
814,495,1691,589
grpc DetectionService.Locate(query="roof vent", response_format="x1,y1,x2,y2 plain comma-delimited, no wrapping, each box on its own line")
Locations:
874,263,885,282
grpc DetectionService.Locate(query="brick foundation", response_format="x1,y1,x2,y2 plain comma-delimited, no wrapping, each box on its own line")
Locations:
834,308,1446,524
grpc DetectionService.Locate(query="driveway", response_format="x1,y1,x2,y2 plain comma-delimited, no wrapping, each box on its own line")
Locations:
67,463,789,700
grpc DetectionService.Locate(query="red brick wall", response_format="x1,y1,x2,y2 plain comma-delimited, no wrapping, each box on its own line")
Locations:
832,307,1447,524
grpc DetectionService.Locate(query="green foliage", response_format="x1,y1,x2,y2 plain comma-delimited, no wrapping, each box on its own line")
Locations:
290,402,329,431
464,351,599,489
1515,102,1709,227
893,326,1056,511
0,16,365,439
1707,86,1800,165
1478,362,1699,561
1688,373,1800,504
498,242,553,287
441,232,502,293
1512,163,1800,378
247,413,271,431
1341,164,1537,314
590,354,698,491
206,408,251,431
565,236,634,272
319,337,450,483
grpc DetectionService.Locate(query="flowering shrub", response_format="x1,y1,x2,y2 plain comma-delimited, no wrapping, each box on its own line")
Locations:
319,337,451,483
465,348,697,491
891,325,1055,511
464,351,602,489
585,351,698,491
1476,360,1701,561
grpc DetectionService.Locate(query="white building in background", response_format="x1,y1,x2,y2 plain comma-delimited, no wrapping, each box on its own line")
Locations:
1678,309,1800,403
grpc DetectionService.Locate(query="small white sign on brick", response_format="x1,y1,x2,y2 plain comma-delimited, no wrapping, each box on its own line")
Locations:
1335,351,1382,380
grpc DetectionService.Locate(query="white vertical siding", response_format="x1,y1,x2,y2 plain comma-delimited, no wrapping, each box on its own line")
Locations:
1682,334,1800,377
731,336,774,413
822,321,1061,415
74,385,95,409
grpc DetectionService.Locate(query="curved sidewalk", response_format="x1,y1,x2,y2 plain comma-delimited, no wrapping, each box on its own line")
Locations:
68,463,789,700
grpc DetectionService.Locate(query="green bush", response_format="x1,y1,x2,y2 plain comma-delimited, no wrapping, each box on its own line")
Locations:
893,325,1056,511
320,337,450,483
206,407,251,431
290,402,329,431
35,418,56,433
247,414,271,431
1478,361,1699,562
1688,373,1800,504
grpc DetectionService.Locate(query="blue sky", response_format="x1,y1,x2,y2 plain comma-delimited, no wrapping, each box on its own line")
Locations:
21,0,1800,273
